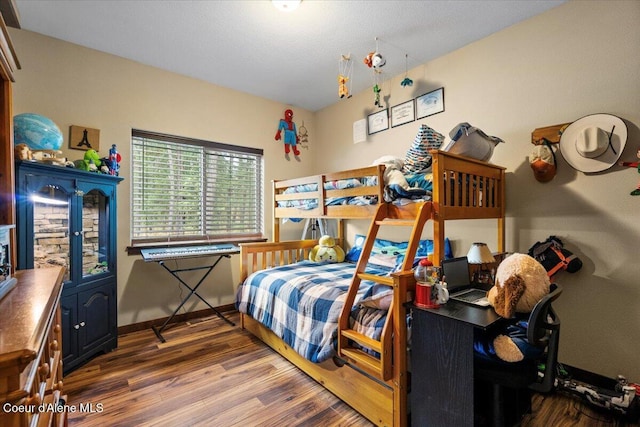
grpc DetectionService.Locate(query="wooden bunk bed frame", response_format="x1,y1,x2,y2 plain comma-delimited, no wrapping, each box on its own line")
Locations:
239,150,506,426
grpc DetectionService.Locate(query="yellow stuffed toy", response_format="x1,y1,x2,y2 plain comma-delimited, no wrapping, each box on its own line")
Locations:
309,235,345,263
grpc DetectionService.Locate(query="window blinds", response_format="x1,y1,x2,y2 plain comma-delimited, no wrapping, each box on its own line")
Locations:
131,130,263,244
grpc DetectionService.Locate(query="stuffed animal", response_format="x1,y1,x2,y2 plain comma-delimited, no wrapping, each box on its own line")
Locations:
528,235,582,278
309,235,345,263
372,156,426,201
75,149,102,171
14,143,33,160
338,75,350,99
475,253,551,362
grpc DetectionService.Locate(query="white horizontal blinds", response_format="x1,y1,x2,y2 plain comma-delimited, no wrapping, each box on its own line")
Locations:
131,130,263,244
203,150,262,235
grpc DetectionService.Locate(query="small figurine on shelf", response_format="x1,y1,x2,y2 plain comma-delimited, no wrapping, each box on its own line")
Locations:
109,144,121,176
618,148,640,195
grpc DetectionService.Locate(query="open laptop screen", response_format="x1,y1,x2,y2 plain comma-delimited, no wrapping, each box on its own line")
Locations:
441,256,471,292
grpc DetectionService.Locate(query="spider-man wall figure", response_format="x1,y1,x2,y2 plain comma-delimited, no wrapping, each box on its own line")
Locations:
275,109,300,156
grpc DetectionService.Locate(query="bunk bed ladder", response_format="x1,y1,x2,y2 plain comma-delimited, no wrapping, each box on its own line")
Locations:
337,202,432,381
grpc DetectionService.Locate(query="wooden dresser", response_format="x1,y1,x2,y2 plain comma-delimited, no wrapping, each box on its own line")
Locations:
0,267,66,427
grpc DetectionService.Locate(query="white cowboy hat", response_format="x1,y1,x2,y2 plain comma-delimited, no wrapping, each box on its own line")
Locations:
559,114,627,173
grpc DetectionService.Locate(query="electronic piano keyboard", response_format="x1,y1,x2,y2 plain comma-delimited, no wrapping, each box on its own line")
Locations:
141,244,239,262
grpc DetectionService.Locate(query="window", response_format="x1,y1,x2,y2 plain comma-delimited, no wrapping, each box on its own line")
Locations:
131,130,263,246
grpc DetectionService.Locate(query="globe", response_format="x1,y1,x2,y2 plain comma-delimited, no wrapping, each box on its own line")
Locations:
14,113,63,150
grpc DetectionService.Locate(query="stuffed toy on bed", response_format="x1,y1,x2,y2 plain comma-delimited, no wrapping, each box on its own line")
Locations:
309,235,345,263
474,253,551,362
372,156,426,201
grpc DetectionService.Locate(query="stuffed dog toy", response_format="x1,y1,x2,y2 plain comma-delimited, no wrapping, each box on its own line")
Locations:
475,253,551,362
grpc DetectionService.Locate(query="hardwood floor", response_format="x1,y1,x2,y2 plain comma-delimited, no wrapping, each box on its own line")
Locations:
64,311,635,426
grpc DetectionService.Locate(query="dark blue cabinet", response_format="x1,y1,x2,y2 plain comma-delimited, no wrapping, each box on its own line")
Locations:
16,161,123,373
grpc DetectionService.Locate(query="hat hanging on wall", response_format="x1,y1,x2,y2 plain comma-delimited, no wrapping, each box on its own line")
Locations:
529,143,557,182
559,113,627,173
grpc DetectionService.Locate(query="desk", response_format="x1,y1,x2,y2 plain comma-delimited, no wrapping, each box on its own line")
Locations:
141,244,240,342
410,300,503,427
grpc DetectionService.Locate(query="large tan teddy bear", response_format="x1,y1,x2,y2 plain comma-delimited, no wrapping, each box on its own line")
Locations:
485,253,551,362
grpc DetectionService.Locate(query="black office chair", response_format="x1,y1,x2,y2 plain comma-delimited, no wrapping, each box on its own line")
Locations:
474,284,562,427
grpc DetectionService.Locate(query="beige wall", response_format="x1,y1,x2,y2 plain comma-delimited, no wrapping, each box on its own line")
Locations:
9,0,640,381
316,0,640,381
9,28,314,327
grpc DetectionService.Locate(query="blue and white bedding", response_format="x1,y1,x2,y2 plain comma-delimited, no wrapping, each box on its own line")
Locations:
235,261,393,363
278,176,379,210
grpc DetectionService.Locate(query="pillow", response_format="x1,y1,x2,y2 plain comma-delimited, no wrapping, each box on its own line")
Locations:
372,155,404,171
345,234,453,269
403,124,445,174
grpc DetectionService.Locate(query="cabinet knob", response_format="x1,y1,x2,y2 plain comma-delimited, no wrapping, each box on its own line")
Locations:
80,321,86,327
74,324,80,330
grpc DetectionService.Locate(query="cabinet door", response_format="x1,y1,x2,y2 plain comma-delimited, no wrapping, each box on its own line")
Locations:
19,173,77,283
76,182,116,285
78,281,117,355
60,293,79,368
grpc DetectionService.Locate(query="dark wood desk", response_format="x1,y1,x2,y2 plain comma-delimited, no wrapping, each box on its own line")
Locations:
410,300,503,427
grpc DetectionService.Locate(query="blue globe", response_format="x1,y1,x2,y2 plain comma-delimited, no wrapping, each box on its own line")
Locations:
14,113,63,150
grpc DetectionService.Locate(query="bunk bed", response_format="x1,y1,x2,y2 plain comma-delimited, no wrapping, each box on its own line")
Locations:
236,150,506,426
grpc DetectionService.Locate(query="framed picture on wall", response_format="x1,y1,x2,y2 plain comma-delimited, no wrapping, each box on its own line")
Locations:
367,109,389,135
69,125,101,151
390,100,415,128
416,87,445,119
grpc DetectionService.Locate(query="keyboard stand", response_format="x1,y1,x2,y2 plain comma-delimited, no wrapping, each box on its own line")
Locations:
150,251,237,343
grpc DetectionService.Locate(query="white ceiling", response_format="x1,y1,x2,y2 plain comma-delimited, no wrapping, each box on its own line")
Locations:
14,0,565,112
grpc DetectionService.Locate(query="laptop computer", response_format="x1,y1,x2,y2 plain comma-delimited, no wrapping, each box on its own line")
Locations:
441,256,490,307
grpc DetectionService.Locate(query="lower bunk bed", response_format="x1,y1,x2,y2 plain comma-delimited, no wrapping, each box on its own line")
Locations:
236,151,506,426
237,239,416,426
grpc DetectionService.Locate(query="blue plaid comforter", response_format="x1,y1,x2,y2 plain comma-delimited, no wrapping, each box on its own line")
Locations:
235,261,391,363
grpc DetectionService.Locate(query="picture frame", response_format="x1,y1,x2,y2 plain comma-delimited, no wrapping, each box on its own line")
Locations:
69,125,100,151
416,87,445,119
367,109,389,135
390,100,415,128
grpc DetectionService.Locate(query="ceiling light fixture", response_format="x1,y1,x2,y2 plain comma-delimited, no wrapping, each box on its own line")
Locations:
272,0,301,12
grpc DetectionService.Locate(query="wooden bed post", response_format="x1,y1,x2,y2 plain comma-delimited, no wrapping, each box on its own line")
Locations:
272,180,280,242
497,168,506,252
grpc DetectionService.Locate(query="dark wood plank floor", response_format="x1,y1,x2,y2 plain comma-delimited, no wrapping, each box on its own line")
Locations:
64,311,634,426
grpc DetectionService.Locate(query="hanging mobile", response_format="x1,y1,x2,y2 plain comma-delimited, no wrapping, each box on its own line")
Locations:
364,37,386,108
401,54,413,87
338,54,353,99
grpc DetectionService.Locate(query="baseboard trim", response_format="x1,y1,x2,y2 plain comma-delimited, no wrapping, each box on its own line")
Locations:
118,304,237,335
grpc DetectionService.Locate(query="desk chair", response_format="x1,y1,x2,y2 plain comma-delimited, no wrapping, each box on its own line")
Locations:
474,284,562,427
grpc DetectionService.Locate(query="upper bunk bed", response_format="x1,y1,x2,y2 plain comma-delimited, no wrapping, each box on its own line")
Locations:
271,149,506,264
